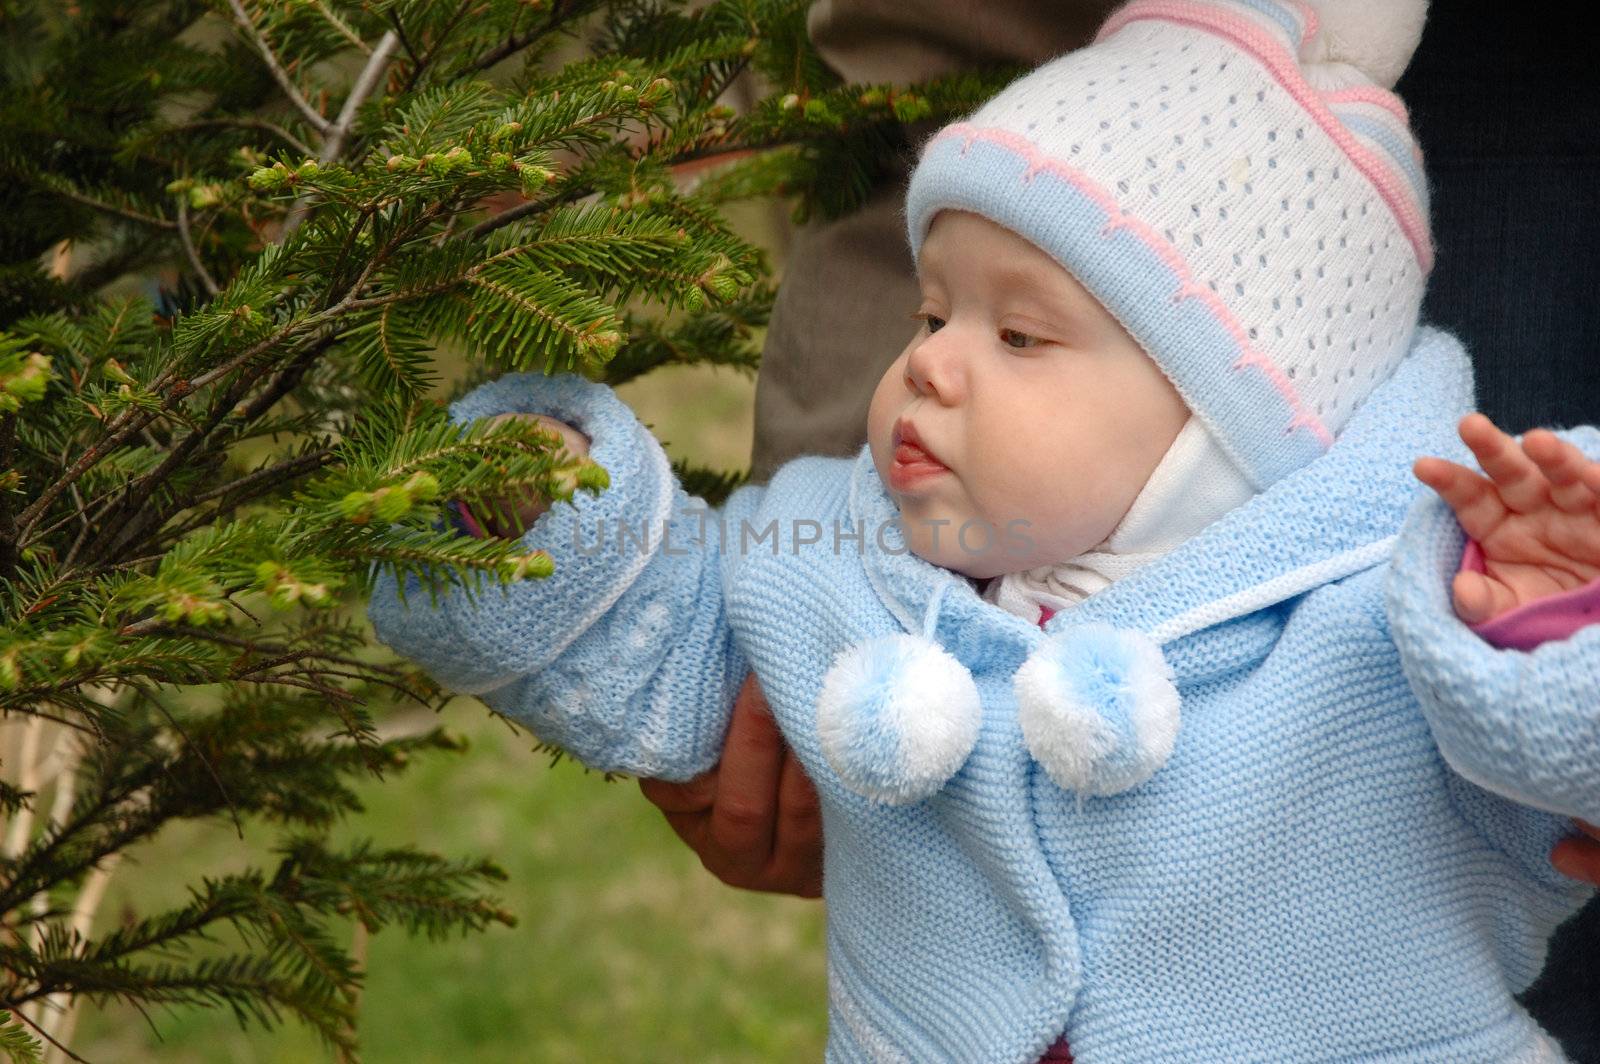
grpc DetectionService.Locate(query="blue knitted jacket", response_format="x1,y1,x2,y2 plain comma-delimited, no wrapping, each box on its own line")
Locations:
367,326,1600,1063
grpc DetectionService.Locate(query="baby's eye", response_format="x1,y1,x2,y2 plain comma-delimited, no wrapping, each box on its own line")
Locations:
911,311,946,334
999,327,1039,349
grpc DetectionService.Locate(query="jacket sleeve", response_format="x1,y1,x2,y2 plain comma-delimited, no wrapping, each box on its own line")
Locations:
1384,425,1600,862
365,371,764,781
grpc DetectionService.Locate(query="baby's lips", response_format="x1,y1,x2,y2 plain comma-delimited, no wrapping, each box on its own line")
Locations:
893,441,946,469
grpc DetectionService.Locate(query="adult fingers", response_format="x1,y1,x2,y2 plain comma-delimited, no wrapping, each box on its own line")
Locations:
638,767,718,816
637,771,718,864
705,673,787,873
1552,821,1600,887
769,749,825,899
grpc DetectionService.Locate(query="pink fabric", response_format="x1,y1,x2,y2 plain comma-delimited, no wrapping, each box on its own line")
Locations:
1457,539,1600,651
1321,86,1413,127
1039,1034,1075,1061
449,498,489,539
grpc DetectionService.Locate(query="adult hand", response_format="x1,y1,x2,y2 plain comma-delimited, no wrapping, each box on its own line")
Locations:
1553,819,1600,886
638,672,824,898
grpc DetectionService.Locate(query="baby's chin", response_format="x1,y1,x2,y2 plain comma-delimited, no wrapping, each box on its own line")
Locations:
897,516,1051,579
891,499,1097,578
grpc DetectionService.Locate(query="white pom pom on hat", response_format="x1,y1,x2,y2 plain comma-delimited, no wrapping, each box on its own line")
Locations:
1299,0,1429,91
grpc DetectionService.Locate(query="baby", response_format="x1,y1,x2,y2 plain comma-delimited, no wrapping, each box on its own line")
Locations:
368,1,1600,1060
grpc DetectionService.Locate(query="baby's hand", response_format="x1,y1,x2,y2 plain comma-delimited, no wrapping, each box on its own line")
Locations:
1412,413,1600,624
464,413,591,538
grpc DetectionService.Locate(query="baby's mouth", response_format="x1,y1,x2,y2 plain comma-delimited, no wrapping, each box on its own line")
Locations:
889,436,949,491
893,440,944,468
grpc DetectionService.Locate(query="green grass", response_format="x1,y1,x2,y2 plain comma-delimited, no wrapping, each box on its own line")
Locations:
73,704,827,1063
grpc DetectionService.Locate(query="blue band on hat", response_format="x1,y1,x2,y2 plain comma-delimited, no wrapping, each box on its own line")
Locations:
1337,112,1430,216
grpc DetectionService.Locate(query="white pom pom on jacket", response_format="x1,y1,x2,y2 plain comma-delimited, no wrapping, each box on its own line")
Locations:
367,327,1599,1064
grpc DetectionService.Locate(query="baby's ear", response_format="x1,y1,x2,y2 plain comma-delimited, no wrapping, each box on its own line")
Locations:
1300,0,1428,91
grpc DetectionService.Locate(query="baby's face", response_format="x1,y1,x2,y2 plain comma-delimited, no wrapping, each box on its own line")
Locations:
867,210,1190,579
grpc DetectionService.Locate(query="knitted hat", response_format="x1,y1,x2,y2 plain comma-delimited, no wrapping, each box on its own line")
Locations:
903,0,1433,493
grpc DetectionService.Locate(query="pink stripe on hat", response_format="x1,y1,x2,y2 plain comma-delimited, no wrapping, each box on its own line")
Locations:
1098,0,1434,273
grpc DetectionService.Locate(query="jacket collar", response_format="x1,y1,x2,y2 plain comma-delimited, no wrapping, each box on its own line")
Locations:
849,326,1476,658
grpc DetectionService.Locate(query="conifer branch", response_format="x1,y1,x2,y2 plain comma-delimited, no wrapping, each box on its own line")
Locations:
21,296,367,550
458,0,578,77
161,446,338,537
383,11,420,70
3,1005,86,1064
158,118,315,157
329,32,401,162
308,0,371,55
175,200,220,298
0,2,1002,1055
1,412,18,584
281,31,401,240
46,184,176,232
225,0,333,136
398,0,474,92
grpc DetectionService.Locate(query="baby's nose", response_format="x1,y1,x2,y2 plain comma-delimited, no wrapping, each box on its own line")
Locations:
905,334,966,403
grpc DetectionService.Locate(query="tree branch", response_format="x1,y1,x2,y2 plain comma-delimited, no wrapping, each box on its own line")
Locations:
281,30,401,240
4,1000,90,1064
1,412,18,584
308,0,371,54
319,31,401,166
225,0,333,135
399,0,474,94
175,200,220,298
180,445,337,513
14,310,326,543
151,445,337,547
139,625,410,680
49,184,176,231
162,117,315,157
459,0,576,80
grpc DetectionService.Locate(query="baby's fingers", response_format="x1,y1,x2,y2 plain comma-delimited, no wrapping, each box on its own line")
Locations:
1458,413,1549,514
1450,569,1518,625
1413,455,1507,542
1519,429,1600,515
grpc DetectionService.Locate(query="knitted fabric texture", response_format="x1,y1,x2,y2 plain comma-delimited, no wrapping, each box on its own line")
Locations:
367,327,1597,1062
367,371,748,780
903,0,1432,492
